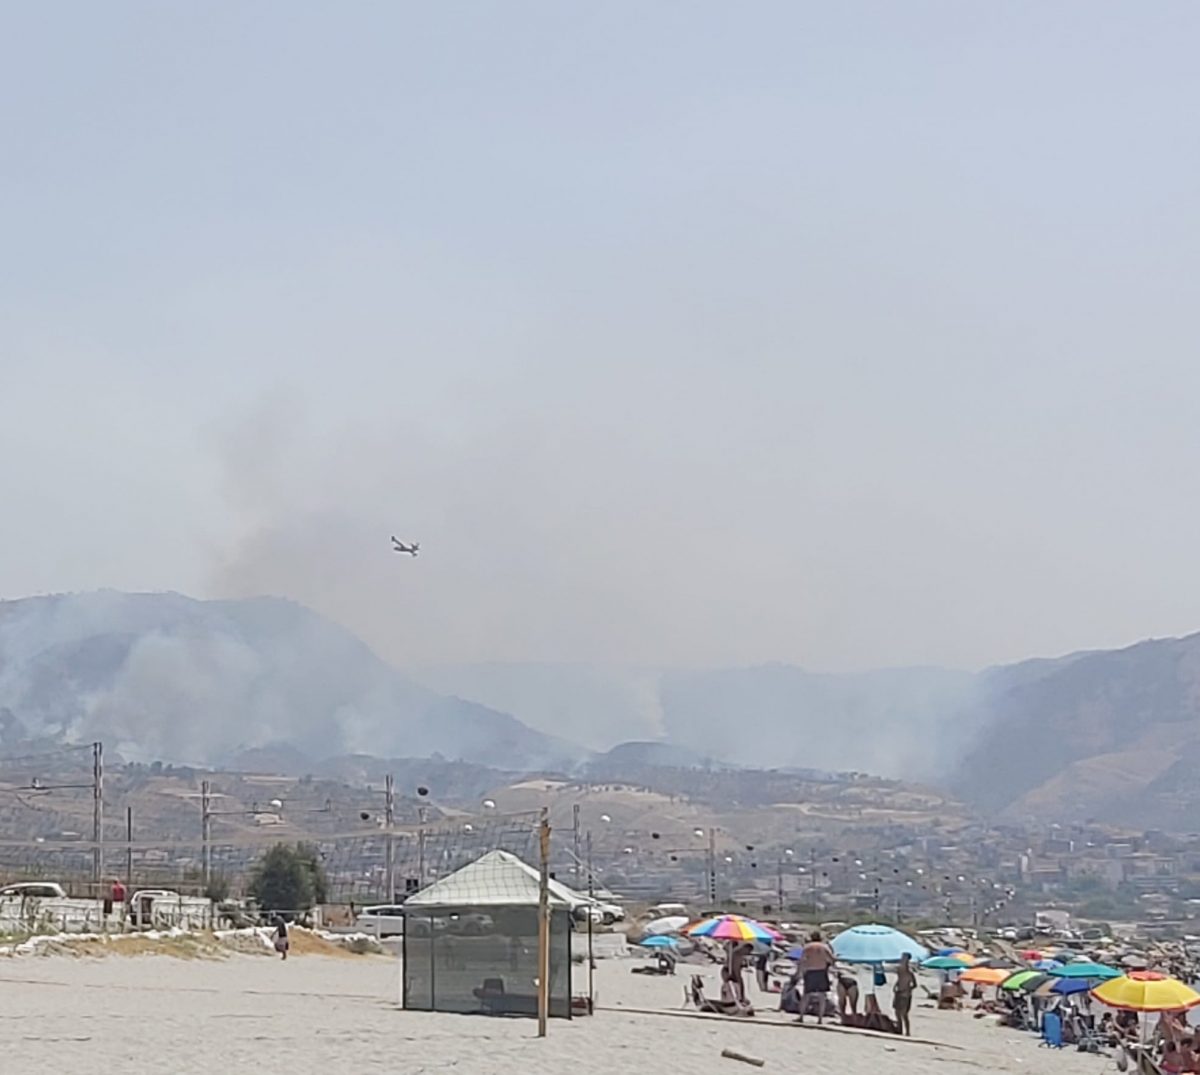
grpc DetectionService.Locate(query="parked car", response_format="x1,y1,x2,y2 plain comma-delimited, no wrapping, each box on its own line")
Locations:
354,905,407,938
0,881,67,899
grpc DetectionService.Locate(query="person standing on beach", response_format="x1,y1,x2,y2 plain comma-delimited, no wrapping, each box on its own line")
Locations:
894,952,917,1037
797,931,835,1025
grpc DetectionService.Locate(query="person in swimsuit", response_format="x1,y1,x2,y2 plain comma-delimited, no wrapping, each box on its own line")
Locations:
894,952,917,1037
797,931,835,1025
836,965,860,1018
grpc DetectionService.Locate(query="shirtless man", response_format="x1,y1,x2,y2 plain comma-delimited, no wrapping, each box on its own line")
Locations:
797,931,836,1025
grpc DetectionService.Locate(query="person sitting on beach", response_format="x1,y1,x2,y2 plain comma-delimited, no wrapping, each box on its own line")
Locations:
779,968,802,1015
938,978,965,1010
717,967,753,1016
1176,1036,1197,1073
1164,1042,1186,1075
796,931,835,1027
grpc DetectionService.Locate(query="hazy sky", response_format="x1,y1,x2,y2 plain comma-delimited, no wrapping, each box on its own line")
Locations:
4,2,1199,673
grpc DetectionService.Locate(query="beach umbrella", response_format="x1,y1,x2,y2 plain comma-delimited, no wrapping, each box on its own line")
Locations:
1053,961,1121,980
687,914,781,943
960,966,1011,986
923,956,974,970
1033,959,1064,971
1020,949,1048,962
935,947,968,957
638,935,680,949
643,915,690,936
1092,973,1200,1013
1051,978,1094,997
1032,977,1093,999
1002,970,1046,992
830,924,929,965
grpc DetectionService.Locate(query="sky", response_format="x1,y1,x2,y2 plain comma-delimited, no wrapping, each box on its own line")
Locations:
3,1,1200,673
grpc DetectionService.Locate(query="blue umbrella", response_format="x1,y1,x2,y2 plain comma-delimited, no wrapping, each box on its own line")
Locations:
830,924,929,965
639,935,680,948
1034,959,1064,971
1051,977,1092,996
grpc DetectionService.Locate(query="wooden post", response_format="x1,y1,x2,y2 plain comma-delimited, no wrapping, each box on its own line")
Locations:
537,806,551,1038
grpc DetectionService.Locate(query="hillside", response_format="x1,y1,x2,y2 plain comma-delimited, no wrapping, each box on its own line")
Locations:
953,634,1200,824
0,591,581,771
412,637,1200,827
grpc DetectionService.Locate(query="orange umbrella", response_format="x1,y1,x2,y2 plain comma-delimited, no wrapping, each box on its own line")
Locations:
961,966,1011,986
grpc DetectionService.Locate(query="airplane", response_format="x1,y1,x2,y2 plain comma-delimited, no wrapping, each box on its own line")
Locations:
391,536,419,557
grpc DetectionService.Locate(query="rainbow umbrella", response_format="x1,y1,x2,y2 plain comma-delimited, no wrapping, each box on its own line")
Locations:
1092,973,1200,1013
687,914,781,943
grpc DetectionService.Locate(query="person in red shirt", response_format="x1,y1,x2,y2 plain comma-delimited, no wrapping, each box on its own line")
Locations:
108,879,126,923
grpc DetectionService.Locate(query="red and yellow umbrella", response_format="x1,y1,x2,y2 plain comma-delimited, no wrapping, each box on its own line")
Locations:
1092,972,1200,1013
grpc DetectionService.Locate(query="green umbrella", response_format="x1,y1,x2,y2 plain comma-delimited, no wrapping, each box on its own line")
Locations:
923,956,972,970
1052,962,1121,980
1002,970,1044,991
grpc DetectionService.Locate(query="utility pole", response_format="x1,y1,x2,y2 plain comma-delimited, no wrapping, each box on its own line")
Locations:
537,807,551,1038
384,774,395,902
92,741,104,888
776,860,785,917
707,828,716,905
572,803,581,882
586,830,595,1010
811,848,818,911
201,780,212,889
417,802,428,888
125,806,133,892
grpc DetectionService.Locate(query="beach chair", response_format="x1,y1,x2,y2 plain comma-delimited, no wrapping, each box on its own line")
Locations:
1041,1012,1064,1049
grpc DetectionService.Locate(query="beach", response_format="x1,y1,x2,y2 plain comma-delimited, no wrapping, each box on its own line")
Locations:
0,942,1110,1074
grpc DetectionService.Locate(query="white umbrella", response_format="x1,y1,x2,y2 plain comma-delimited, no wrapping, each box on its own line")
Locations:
643,915,690,936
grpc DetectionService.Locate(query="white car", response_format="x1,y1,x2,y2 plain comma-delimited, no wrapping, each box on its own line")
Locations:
355,904,407,938
0,882,67,899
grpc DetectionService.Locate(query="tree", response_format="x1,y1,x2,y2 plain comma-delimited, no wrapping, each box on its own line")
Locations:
249,843,328,913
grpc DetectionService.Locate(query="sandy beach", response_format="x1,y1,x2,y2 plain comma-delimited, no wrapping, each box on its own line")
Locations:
0,942,1111,1075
